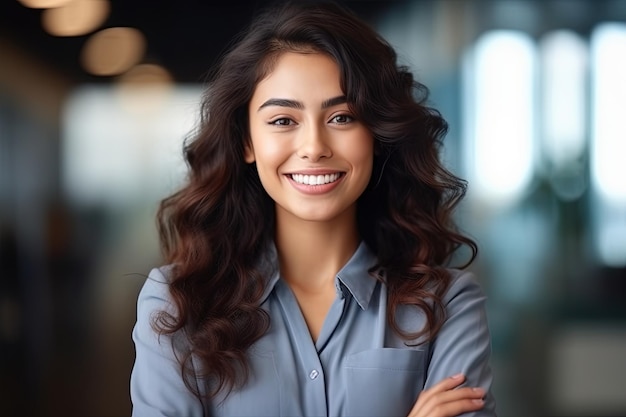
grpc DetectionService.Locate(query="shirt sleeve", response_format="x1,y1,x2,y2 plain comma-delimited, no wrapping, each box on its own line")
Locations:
130,267,206,417
423,270,497,416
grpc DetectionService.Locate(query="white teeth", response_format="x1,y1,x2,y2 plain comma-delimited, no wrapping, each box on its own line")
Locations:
291,173,341,185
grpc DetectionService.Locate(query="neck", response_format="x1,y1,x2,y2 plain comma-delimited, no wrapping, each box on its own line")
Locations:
274,209,360,291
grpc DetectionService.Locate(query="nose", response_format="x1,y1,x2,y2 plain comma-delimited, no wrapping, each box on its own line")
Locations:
296,125,332,161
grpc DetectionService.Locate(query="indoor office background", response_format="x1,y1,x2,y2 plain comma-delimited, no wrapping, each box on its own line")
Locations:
0,0,625,416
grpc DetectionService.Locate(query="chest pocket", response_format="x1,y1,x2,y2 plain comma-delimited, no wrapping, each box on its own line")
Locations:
344,348,426,417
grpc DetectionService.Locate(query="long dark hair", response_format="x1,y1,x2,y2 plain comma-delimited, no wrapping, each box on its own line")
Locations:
155,0,477,400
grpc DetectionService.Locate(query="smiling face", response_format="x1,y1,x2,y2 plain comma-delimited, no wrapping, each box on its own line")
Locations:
246,51,374,226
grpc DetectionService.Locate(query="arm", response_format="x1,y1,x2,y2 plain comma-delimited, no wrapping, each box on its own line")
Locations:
416,270,496,416
130,267,205,417
408,373,485,417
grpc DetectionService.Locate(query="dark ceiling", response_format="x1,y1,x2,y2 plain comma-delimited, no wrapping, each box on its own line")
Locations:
0,0,396,85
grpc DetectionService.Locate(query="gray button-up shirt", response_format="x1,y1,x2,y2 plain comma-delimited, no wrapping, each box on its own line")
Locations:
131,242,496,416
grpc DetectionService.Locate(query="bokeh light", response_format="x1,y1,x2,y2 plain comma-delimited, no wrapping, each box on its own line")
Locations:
80,27,146,76
41,0,110,37
17,0,71,8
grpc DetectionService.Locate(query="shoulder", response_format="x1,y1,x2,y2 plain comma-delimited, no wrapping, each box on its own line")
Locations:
437,268,490,339
131,266,206,415
133,264,189,354
442,268,486,306
140,265,175,292
136,265,178,316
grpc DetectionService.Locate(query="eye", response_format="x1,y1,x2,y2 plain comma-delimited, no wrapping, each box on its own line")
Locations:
269,117,295,126
330,114,354,124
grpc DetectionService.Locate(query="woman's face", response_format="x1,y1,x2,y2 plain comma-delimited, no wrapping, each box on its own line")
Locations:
246,52,374,226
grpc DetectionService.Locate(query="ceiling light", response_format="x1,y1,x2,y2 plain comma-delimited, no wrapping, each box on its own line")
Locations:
80,27,146,76
42,0,110,37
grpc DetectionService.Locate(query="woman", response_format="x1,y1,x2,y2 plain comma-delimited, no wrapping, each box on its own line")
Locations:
130,1,496,416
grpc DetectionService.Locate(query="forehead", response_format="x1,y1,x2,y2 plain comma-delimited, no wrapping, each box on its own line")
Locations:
252,52,343,100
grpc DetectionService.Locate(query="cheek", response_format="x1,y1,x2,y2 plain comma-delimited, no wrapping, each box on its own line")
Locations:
250,137,289,171
257,145,283,164
347,136,374,168
356,139,375,184
360,143,375,165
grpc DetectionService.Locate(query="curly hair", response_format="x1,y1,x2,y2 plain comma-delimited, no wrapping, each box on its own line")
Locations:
154,0,477,401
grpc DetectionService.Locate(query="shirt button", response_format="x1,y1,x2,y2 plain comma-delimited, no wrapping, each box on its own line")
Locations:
309,369,319,380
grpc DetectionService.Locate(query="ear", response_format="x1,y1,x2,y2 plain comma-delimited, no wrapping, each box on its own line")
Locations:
244,140,255,163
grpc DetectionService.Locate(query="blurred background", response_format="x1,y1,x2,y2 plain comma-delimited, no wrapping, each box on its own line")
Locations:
1,0,625,416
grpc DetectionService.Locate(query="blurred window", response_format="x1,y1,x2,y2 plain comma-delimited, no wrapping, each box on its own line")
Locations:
462,30,537,208
590,22,626,267
61,84,202,208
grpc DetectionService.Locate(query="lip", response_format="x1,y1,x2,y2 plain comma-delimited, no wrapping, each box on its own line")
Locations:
284,170,345,195
285,168,343,175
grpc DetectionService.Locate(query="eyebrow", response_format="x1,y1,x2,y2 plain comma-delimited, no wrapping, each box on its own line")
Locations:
257,95,347,112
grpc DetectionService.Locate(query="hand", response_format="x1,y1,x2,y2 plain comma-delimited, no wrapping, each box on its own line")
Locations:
407,373,485,417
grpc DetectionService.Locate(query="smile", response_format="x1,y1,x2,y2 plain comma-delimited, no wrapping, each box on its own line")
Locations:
290,173,342,185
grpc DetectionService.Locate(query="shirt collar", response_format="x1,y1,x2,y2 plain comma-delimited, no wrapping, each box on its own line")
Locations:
257,242,281,306
257,240,379,310
335,241,379,310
